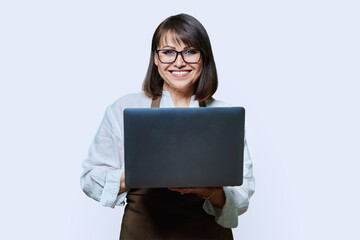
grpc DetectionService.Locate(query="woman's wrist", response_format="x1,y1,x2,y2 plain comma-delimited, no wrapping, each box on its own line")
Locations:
197,191,216,199
207,189,226,208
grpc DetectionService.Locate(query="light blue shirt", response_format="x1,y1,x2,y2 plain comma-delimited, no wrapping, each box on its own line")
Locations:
80,91,255,228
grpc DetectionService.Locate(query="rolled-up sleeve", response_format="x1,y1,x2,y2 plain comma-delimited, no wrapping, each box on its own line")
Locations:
203,137,255,228
80,106,128,208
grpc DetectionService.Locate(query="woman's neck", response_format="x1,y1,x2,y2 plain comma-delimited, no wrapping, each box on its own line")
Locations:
163,84,194,107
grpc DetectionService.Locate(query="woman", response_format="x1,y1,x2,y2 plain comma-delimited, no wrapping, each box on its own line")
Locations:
81,13,255,239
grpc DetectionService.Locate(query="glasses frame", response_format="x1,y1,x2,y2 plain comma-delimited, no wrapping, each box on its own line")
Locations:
155,49,202,64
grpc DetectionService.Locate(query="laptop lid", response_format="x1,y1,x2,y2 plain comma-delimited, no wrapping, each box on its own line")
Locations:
124,107,245,188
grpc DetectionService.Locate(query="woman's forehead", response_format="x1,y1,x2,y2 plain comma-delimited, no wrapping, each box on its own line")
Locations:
159,30,192,48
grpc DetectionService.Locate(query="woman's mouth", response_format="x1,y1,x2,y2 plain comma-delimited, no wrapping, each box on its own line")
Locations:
169,70,192,77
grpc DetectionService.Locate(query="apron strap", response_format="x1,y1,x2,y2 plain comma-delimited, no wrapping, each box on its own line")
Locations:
199,100,206,107
151,95,207,108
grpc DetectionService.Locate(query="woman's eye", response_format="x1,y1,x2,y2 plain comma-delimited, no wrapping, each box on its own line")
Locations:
163,50,175,55
184,50,197,55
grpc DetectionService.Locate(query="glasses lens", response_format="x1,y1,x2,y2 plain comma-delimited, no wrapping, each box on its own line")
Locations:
158,49,201,63
158,50,177,63
182,50,201,63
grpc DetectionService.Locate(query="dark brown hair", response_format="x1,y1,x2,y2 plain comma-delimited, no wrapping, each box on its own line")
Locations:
142,14,218,101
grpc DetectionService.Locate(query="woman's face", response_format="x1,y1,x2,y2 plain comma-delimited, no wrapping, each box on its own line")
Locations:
154,31,203,94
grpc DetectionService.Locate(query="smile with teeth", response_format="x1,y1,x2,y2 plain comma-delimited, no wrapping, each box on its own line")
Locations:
170,70,191,77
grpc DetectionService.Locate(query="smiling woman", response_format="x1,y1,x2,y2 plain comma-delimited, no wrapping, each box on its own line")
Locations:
80,13,255,240
143,14,219,107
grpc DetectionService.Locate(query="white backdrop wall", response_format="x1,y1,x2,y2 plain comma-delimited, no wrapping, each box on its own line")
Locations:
0,1,359,239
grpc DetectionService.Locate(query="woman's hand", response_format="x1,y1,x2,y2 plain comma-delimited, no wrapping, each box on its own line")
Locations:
119,171,129,194
168,187,226,208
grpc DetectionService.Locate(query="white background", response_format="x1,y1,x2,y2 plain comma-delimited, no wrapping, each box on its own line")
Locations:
1,1,359,239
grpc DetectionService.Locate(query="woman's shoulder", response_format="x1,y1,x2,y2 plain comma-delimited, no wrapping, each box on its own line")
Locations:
109,91,152,110
205,97,232,107
103,92,151,122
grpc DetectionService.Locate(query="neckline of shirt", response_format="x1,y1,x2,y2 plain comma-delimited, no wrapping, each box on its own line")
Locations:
161,90,198,107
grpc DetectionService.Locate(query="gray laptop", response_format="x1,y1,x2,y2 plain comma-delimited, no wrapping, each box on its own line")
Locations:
124,107,245,188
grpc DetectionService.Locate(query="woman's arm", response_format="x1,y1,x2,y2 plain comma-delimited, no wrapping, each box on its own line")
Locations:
80,106,128,208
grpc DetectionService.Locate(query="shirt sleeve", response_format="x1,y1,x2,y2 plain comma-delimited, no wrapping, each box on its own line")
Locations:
202,136,255,228
80,106,128,208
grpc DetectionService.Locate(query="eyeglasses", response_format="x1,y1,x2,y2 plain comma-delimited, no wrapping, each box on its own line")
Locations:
155,49,202,64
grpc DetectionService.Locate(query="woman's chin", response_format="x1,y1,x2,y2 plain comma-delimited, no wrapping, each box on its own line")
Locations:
164,80,196,92
168,86,192,93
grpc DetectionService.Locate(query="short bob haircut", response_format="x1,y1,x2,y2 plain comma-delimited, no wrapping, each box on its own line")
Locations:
142,13,218,102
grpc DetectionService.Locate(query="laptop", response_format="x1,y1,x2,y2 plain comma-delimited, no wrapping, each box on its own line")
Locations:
124,107,245,188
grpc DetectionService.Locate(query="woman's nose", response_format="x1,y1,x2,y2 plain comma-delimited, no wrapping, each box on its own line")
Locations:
173,53,186,68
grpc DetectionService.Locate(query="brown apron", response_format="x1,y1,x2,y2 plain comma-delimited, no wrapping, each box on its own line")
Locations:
120,97,233,240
